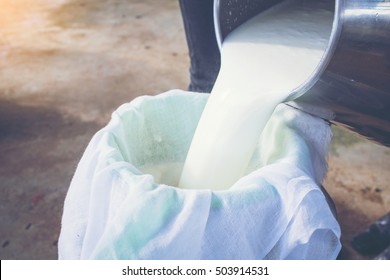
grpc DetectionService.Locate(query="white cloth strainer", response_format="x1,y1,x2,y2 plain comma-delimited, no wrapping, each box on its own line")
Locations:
58,90,340,259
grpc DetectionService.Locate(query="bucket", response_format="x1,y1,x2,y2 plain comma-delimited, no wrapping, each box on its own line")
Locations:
214,0,390,146
58,90,341,259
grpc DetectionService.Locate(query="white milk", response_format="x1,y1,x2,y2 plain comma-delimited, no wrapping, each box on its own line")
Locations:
139,162,183,186
178,0,333,190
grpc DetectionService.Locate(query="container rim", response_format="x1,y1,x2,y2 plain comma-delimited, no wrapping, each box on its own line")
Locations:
213,0,344,101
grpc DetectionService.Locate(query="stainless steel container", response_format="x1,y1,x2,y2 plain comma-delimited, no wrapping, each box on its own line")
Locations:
214,0,390,146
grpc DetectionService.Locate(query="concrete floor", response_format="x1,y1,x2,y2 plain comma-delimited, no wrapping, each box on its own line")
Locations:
0,0,389,260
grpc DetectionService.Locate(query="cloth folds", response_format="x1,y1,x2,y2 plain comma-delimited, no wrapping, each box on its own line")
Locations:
58,89,341,260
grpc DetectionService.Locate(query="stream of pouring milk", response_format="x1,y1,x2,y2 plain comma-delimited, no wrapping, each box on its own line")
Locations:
178,0,334,190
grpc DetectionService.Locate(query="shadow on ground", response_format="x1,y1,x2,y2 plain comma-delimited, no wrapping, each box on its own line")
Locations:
0,98,100,259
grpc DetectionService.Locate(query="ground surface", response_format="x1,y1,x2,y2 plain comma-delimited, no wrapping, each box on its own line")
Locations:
0,0,389,260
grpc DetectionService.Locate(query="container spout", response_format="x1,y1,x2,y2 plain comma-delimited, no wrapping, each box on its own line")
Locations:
214,0,390,146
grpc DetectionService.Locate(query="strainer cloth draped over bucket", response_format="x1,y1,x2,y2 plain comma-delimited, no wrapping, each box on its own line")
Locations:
58,90,341,260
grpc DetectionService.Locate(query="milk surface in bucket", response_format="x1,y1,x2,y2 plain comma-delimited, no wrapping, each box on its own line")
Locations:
179,0,334,190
